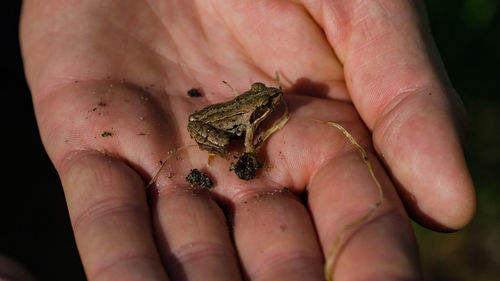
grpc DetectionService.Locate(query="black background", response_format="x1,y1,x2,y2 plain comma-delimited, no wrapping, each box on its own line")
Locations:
1,2,86,281
2,1,499,281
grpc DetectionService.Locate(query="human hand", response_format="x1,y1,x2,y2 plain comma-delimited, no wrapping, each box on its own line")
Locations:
20,1,475,280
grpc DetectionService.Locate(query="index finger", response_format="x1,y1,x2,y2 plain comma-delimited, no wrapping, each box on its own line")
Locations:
59,152,169,281
302,0,475,230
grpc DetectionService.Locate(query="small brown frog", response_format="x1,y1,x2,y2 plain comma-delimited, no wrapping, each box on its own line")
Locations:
187,76,287,158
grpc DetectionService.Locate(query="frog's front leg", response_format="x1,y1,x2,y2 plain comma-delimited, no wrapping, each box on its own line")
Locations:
244,125,256,153
244,108,273,153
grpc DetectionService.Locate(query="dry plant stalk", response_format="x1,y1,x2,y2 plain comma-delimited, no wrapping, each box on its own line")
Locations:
317,120,384,281
146,144,197,189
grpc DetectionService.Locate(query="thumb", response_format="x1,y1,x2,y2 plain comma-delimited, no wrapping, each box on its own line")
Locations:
304,0,475,230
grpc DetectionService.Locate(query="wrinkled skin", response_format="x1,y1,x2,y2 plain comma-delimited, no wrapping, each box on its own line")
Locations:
20,1,475,280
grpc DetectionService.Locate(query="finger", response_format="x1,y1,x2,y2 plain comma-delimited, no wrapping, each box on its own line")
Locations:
59,152,168,281
151,183,242,281
303,0,475,230
308,150,420,281
230,186,324,281
210,0,347,99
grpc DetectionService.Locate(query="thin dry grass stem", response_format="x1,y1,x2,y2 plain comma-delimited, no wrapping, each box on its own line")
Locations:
316,120,384,281
222,80,238,94
146,144,197,189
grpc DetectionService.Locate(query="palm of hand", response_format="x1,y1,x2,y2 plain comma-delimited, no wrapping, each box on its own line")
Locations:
22,1,474,280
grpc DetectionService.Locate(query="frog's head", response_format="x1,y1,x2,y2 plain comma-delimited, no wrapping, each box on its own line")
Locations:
250,72,283,108
267,87,283,108
250,83,282,110
250,82,267,93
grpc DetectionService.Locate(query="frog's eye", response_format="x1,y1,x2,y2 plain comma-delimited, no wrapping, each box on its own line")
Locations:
251,82,266,92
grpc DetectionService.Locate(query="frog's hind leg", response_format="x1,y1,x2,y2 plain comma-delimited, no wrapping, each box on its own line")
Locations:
254,99,290,150
197,144,228,166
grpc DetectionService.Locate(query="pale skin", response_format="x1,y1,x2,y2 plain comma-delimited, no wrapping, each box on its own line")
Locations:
20,1,476,281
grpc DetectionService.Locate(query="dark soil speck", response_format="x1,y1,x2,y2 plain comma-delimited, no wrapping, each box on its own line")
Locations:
231,152,261,181
187,88,202,97
186,169,213,189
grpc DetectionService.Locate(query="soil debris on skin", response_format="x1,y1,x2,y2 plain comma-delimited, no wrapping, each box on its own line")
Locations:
186,169,213,189
187,88,202,97
230,152,261,181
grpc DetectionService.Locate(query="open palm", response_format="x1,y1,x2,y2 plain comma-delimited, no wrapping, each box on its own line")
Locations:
21,1,475,280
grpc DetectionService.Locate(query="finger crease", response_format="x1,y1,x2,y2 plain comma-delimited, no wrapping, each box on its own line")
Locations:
166,241,232,266
72,197,148,232
89,253,161,280
248,252,322,279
